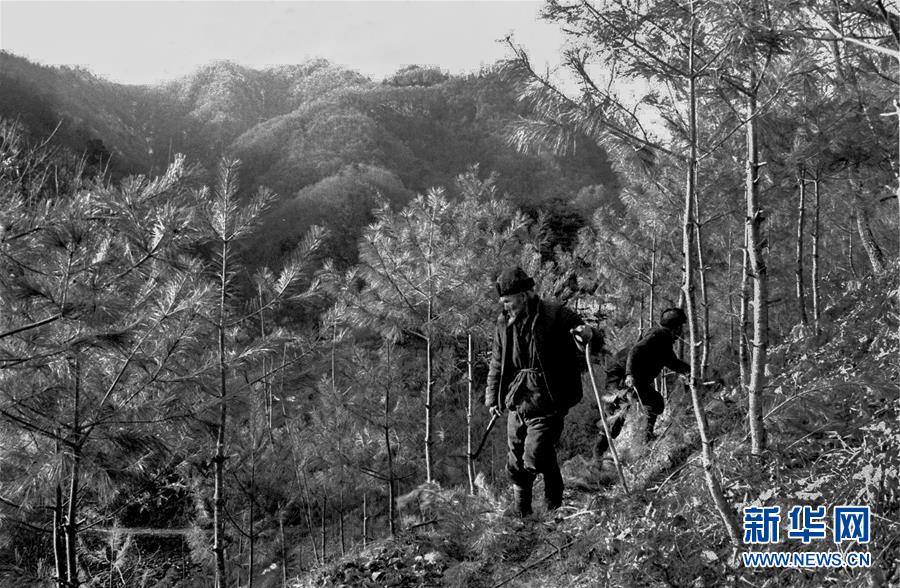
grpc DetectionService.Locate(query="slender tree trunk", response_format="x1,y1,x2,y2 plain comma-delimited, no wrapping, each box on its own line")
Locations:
466,333,476,495
259,289,272,432
739,227,751,390
108,541,114,588
65,357,81,588
237,513,245,587
362,493,369,547
65,447,80,588
320,490,327,563
385,345,397,536
639,295,645,338
683,23,742,545
649,239,658,388
796,167,809,325
854,194,887,274
812,175,821,334
279,510,288,586
848,209,858,277
424,213,436,483
54,484,67,588
727,229,736,360
424,322,434,483
285,439,316,568
299,472,319,565
693,188,710,380
214,241,229,588
385,419,397,537
649,236,656,326
332,323,346,559
339,487,345,557
248,440,256,588
746,77,768,456
895,68,899,358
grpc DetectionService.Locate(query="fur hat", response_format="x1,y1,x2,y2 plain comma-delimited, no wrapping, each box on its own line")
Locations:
660,307,687,329
495,267,535,297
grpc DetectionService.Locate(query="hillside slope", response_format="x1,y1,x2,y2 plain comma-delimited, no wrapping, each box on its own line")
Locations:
292,270,899,587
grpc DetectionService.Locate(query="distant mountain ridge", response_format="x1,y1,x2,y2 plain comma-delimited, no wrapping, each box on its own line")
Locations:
1,51,613,194
1,51,617,265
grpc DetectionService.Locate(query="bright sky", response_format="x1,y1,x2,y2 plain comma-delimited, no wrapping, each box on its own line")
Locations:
0,0,569,86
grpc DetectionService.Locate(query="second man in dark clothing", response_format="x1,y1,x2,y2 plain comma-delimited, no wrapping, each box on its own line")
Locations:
595,307,689,460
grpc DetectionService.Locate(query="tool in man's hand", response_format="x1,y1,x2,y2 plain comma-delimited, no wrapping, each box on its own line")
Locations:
585,341,630,494
470,412,499,461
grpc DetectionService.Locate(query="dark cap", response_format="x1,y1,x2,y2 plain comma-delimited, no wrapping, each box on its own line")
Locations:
495,267,535,297
660,307,687,328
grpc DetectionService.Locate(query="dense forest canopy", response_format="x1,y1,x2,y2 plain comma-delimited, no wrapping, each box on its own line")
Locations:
1,0,899,586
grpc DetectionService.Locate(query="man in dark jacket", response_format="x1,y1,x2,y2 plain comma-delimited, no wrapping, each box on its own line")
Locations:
594,307,689,460
485,267,596,517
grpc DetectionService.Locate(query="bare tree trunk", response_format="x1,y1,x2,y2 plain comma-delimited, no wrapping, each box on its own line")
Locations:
385,423,397,537
639,295,645,336
54,484,67,588
237,512,245,587
362,493,369,547
214,241,229,588
796,167,809,325
693,189,711,380
302,480,319,565
811,174,821,334
727,229,736,360
746,78,768,456
683,24,742,545
339,487,345,557
65,357,82,588
248,442,256,588
649,236,657,326
279,510,288,586
739,227,751,390
896,72,899,359
424,218,436,483
259,289,272,432
854,194,887,275
108,541,114,588
848,209,858,277
384,345,397,536
466,333,476,495
320,489,327,563
424,323,433,483
65,447,80,588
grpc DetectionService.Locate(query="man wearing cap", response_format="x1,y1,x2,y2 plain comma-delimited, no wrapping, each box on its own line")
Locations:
625,307,689,441
594,307,689,461
485,267,597,517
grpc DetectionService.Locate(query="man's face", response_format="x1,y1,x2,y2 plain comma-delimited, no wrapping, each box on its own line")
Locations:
500,292,528,317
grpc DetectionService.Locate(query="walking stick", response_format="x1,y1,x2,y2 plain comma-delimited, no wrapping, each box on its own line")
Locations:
471,413,500,461
584,342,630,494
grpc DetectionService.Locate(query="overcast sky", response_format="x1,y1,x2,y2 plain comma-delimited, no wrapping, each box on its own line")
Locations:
0,1,569,85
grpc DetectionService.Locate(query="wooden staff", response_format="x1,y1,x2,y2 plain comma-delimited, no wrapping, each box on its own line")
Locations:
585,343,630,494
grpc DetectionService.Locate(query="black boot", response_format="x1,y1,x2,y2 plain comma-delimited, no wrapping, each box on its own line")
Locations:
543,468,564,512
512,483,533,517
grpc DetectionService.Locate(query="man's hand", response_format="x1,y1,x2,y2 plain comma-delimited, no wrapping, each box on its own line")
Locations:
571,325,593,347
624,375,634,389
489,405,503,419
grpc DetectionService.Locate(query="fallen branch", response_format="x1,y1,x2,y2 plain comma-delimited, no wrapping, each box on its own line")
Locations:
407,518,440,531
491,539,577,588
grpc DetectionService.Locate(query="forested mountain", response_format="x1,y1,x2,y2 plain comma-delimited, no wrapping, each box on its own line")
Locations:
1,1,899,586
0,51,614,267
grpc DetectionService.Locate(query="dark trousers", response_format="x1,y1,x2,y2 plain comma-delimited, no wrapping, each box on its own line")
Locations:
594,379,665,458
506,410,564,505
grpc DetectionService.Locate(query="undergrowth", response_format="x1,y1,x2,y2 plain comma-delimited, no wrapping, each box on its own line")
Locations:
291,270,899,587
